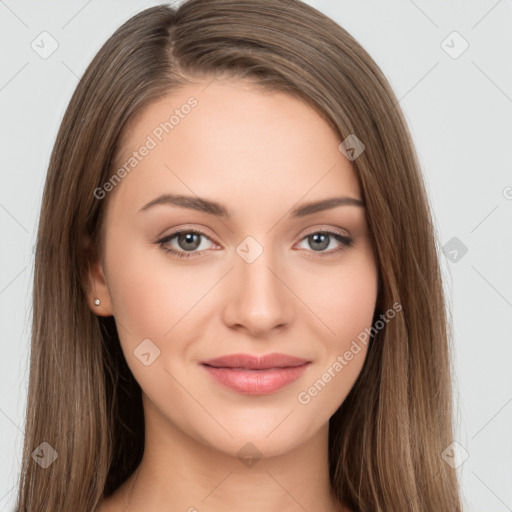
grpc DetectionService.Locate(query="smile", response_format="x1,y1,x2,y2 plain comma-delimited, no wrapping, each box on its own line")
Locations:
200,362,311,395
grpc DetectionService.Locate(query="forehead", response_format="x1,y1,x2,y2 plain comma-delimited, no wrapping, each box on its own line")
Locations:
108,78,362,220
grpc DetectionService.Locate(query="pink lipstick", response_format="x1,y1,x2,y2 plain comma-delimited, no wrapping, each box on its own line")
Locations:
199,353,311,395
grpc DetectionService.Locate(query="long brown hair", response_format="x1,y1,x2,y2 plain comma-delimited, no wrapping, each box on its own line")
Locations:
15,1,462,510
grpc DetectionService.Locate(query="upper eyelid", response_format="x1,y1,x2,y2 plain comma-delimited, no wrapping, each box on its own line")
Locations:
300,225,350,238
158,227,215,244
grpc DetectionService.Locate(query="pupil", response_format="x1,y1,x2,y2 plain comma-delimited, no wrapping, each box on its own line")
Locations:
310,233,329,251
179,232,200,251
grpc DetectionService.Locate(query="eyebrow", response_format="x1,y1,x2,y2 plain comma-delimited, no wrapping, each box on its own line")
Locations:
138,193,364,218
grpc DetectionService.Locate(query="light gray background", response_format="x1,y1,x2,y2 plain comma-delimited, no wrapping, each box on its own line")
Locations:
1,1,511,510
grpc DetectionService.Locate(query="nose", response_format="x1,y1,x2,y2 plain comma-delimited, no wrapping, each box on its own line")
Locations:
221,248,294,337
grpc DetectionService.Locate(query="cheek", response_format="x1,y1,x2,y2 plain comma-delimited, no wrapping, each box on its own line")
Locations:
105,237,213,340
298,248,378,348
103,242,207,394
294,259,377,418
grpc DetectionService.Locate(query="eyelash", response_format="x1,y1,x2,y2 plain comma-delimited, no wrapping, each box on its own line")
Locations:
156,228,354,260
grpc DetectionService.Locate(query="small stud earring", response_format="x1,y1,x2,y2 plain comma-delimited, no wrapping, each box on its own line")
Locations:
94,298,101,306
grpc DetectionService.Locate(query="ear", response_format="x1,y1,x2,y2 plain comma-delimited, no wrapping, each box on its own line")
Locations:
82,236,114,317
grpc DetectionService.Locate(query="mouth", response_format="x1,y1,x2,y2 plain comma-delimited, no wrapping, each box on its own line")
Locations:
199,353,311,395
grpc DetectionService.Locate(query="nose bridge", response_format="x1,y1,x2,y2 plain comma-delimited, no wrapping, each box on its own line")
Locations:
222,236,292,334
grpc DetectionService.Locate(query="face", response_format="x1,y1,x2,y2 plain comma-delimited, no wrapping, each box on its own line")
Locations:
87,78,378,459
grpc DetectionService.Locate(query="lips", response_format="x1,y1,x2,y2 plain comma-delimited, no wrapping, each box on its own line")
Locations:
200,352,310,370
199,353,311,395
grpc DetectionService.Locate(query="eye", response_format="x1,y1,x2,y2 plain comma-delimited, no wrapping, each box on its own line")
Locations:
156,228,354,260
157,229,216,259
295,230,354,257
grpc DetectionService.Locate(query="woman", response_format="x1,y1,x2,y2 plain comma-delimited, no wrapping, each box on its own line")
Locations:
15,1,463,510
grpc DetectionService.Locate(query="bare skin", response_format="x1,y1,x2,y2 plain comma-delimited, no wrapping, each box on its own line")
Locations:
90,77,376,512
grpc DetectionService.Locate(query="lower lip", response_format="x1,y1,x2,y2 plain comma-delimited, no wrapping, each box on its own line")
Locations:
201,363,310,395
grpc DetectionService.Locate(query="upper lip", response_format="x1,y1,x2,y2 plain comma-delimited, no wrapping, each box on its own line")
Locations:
200,353,310,370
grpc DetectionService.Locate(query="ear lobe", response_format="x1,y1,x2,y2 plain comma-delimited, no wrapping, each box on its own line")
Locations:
83,237,114,317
